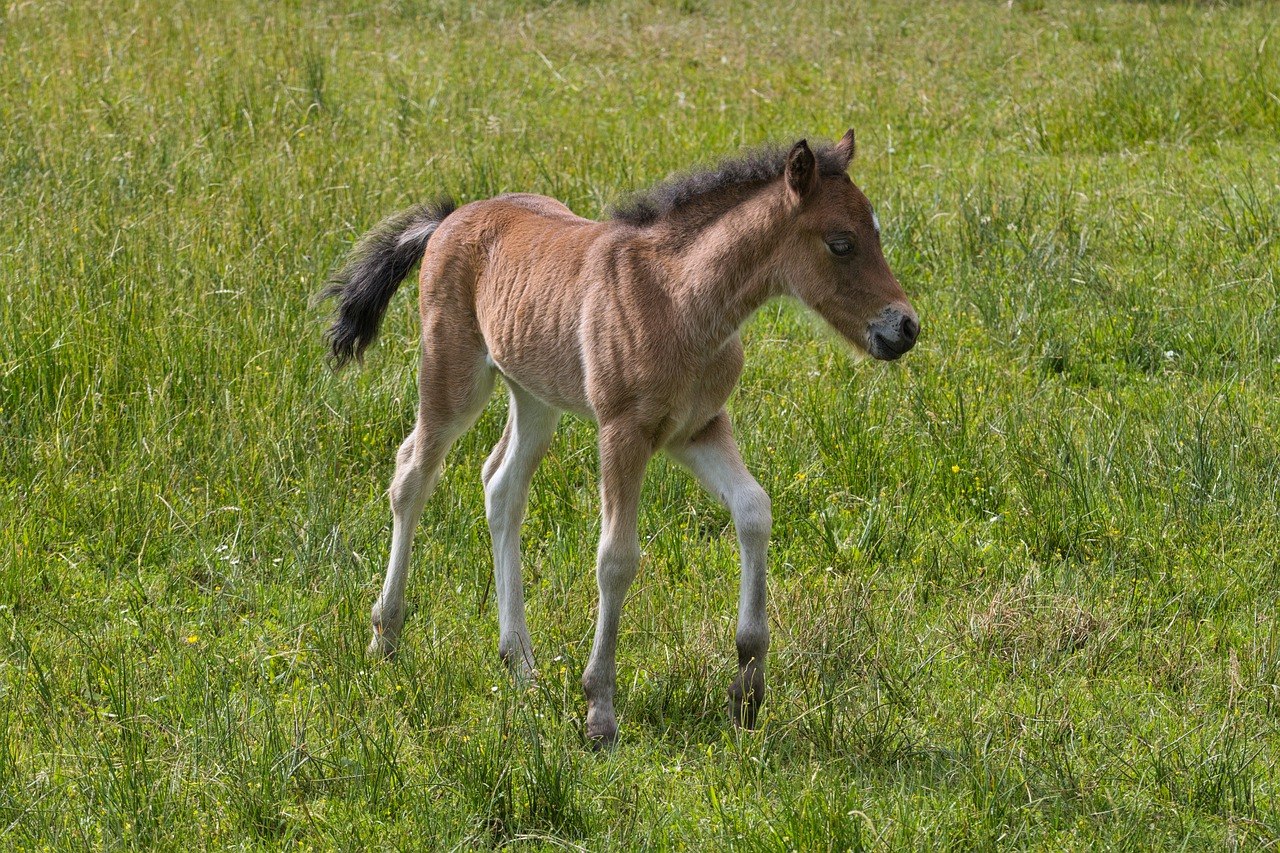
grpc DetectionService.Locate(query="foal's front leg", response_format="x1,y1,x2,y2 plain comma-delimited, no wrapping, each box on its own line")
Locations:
581,423,651,746
671,412,772,728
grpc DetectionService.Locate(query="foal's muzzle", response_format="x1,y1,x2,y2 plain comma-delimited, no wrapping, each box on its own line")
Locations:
867,308,919,361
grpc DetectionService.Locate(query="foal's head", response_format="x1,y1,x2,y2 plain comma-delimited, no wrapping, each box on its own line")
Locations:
778,130,919,361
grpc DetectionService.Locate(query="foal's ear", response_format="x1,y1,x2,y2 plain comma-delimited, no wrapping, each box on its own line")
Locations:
785,139,818,202
834,128,856,169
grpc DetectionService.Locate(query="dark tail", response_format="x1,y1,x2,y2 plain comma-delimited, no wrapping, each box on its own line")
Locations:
319,196,458,368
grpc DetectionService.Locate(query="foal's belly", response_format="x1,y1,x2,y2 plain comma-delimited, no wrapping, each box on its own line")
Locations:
471,201,601,416
489,351,594,419
489,327,743,450
480,294,594,417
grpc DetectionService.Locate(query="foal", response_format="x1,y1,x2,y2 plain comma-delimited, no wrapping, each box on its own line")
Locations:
323,130,918,745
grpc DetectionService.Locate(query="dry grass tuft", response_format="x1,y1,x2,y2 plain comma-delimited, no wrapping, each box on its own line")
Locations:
964,579,1102,663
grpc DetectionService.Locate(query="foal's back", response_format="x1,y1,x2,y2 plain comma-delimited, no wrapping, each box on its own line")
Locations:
429,193,679,421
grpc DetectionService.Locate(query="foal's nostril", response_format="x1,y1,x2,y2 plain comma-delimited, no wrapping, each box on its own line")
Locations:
868,309,920,360
900,315,920,345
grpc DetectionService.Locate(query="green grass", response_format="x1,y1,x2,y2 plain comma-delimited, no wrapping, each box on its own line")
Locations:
3,0,1280,848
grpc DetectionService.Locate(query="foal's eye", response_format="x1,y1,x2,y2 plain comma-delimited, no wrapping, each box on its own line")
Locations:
826,238,854,257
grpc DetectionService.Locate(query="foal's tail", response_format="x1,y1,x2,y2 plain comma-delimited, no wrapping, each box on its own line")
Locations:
319,196,458,368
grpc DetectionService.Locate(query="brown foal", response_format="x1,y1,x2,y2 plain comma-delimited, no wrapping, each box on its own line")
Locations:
322,130,919,745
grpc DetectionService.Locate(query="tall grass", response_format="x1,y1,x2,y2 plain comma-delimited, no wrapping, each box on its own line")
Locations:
3,0,1280,848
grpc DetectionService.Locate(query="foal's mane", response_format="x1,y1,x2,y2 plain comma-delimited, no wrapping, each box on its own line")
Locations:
609,140,849,229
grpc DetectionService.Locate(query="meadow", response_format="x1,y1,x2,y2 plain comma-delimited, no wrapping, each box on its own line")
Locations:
3,0,1280,848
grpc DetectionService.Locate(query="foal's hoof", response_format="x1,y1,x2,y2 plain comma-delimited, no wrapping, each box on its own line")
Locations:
585,708,619,750
729,678,764,730
369,603,402,660
367,633,398,660
367,619,401,659
587,727,619,751
513,663,537,689
498,646,537,686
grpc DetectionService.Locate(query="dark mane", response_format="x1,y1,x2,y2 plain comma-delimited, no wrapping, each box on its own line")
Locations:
608,140,849,228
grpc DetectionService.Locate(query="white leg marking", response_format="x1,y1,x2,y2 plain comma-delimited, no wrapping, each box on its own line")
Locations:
670,414,771,726
370,430,448,657
483,385,560,676
370,363,495,658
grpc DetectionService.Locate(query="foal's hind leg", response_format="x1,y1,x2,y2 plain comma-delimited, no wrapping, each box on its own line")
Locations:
670,412,772,728
369,342,494,658
481,383,560,678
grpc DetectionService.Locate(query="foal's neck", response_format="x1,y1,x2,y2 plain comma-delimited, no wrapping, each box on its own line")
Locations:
668,185,790,352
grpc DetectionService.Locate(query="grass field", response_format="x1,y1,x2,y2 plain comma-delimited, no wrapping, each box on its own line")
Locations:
4,0,1280,848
